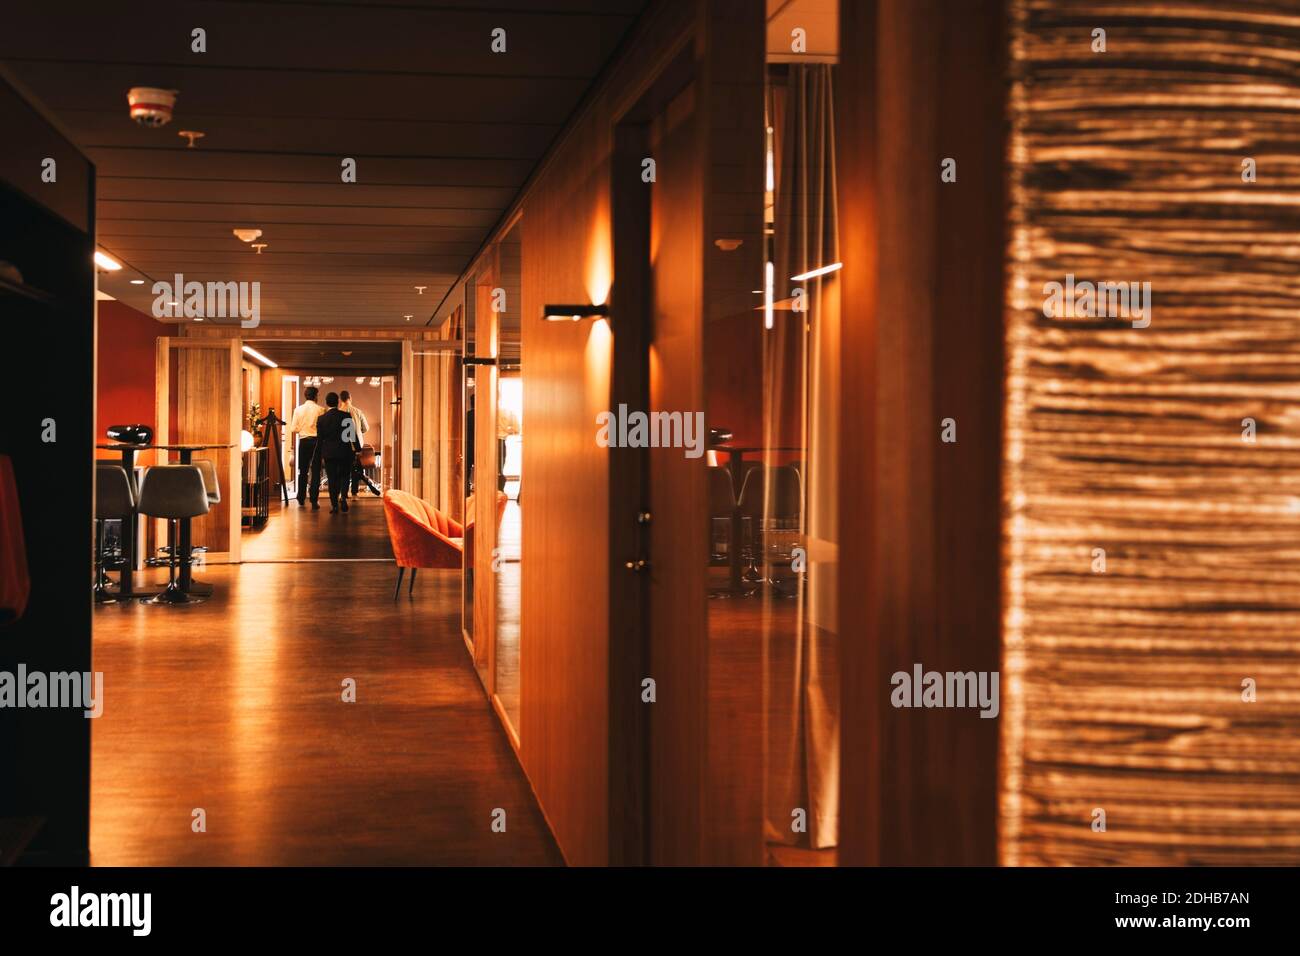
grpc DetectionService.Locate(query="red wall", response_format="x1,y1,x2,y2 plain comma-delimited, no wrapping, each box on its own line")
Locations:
95,300,162,459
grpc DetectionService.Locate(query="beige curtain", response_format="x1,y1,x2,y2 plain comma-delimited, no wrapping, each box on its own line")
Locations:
764,64,840,849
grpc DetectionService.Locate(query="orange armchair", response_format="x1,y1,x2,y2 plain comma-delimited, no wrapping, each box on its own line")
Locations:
382,489,463,598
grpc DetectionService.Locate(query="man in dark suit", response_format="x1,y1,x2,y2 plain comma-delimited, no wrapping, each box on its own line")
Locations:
314,392,361,513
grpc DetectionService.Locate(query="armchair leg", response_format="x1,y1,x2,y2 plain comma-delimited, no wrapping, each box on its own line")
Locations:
408,567,418,595
393,566,405,600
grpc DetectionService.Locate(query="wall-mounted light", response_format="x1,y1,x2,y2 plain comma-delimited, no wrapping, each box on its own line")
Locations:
543,303,609,322
790,262,842,281
241,344,278,368
94,251,122,271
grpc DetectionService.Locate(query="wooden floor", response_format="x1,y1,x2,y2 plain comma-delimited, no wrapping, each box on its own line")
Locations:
91,497,562,865
241,490,393,562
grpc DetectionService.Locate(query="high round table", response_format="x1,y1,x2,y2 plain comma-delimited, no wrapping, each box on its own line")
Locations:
96,443,235,598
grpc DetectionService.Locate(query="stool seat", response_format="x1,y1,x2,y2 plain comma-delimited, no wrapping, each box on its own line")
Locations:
193,458,221,506
138,465,210,520
95,462,135,517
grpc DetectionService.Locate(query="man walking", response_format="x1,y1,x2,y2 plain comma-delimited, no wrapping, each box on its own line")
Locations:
339,389,381,497
288,386,324,509
315,392,361,513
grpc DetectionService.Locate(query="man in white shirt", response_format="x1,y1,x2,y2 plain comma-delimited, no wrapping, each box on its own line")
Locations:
288,386,325,508
339,390,381,498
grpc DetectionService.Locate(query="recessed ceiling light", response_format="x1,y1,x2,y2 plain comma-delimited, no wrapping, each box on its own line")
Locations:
404,315,412,321
178,130,205,148
233,228,262,243
130,279,145,285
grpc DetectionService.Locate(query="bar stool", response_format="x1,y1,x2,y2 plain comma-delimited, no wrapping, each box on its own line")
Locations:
137,465,210,605
94,463,135,604
190,459,221,569
194,459,221,507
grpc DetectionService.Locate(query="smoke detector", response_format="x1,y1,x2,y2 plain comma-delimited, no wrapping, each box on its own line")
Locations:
127,87,178,127
233,228,263,243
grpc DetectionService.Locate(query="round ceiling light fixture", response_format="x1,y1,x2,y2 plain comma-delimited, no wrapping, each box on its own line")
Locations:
127,87,178,127
233,228,262,243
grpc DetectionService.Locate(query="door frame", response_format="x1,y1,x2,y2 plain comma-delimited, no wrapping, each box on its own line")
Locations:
608,41,697,867
154,335,242,563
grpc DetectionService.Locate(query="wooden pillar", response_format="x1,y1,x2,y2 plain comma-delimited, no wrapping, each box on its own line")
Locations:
837,0,1006,866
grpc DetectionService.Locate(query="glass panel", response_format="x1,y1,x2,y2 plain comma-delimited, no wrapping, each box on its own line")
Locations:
494,222,522,732
758,51,840,866
462,285,477,645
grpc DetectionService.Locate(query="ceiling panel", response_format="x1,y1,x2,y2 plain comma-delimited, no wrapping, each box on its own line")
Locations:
3,0,649,327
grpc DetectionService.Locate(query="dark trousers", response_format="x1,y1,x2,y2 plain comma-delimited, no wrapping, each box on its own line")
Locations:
296,437,321,503
324,456,352,508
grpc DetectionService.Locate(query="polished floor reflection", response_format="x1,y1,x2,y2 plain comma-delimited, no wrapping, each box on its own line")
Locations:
241,491,392,562
91,501,560,865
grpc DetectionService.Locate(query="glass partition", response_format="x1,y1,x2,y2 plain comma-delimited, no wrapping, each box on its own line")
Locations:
493,222,522,732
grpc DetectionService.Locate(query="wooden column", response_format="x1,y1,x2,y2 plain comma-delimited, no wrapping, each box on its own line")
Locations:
837,0,1005,866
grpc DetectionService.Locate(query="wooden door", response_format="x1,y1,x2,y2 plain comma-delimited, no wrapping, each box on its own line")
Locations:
154,337,241,561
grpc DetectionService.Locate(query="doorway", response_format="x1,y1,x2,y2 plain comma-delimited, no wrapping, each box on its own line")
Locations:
239,338,401,562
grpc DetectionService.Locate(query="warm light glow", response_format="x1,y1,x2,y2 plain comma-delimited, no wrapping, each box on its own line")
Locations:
764,261,774,330
241,344,278,368
240,429,255,453
94,251,122,271
130,279,145,285
585,202,612,307
790,262,843,281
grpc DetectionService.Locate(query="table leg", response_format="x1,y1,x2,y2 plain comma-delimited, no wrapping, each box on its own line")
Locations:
178,449,194,593
118,448,137,596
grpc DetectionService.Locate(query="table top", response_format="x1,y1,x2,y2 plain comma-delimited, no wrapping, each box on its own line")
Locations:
96,443,236,451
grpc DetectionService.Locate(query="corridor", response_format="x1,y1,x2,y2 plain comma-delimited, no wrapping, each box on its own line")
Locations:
90,501,559,866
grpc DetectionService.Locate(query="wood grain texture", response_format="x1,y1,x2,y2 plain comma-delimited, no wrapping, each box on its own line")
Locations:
837,0,1004,866
1003,0,1300,865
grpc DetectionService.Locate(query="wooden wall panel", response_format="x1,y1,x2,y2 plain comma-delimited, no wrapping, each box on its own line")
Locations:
1002,0,1300,866
837,0,1004,865
171,338,241,560
511,0,697,867
647,78,707,866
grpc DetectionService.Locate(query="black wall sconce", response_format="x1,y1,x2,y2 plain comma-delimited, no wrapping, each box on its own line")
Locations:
543,303,609,322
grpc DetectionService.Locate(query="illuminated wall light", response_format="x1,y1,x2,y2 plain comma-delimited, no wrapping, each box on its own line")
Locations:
241,344,278,368
130,279,145,285
94,251,122,271
543,303,609,322
790,262,843,281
